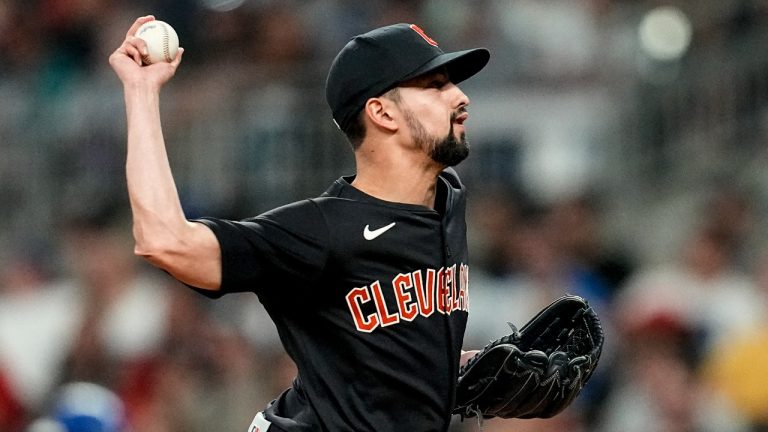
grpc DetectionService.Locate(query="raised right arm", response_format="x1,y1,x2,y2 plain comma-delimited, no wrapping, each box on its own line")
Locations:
109,16,222,291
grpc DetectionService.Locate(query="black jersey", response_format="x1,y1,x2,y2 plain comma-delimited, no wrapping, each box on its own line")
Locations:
193,169,470,432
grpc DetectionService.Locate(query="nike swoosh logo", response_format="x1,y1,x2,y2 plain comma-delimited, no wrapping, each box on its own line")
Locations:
363,222,396,240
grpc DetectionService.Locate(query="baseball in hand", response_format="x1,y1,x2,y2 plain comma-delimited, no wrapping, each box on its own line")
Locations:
135,20,179,65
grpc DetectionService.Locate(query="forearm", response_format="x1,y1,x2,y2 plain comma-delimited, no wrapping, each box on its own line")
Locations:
110,16,221,289
124,83,188,254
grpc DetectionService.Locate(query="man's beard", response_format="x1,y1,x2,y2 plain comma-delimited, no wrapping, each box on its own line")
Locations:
404,109,469,167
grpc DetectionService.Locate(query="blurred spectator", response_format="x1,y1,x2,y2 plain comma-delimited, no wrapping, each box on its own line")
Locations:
546,193,634,299
701,185,755,269
595,312,750,432
118,284,275,432
56,200,171,388
614,221,764,357
702,324,768,430
28,382,127,432
0,368,25,431
699,250,768,429
53,200,275,431
0,250,80,418
0,240,57,430
465,194,614,347
465,184,528,278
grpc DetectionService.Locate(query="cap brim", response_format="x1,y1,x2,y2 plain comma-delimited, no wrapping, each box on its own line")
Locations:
401,47,490,85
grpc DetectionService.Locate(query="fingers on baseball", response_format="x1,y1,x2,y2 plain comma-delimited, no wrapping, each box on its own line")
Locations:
109,44,139,67
123,45,143,66
112,41,141,66
130,36,150,63
171,48,184,67
126,15,155,38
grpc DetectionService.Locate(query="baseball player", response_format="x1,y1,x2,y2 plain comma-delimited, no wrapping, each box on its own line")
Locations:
109,16,489,432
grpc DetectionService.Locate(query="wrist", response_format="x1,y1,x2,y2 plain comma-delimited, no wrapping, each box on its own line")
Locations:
123,82,162,116
123,79,162,96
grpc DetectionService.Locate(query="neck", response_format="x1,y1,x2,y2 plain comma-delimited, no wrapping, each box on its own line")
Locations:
352,139,444,208
352,168,441,208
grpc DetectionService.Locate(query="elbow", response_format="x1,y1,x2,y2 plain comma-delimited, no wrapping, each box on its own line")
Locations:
133,240,154,259
132,229,221,291
134,240,162,266
133,236,176,268
131,222,221,291
132,221,178,265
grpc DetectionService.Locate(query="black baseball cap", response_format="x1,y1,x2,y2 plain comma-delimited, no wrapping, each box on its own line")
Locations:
326,23,490,132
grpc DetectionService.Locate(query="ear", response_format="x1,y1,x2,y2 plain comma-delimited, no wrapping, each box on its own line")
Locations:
363,97,399,133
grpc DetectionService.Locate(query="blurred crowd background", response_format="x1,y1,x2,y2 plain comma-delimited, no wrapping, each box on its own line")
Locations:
2,0,768,431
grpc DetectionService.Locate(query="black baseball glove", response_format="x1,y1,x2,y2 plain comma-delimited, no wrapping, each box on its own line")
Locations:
454,295,604,420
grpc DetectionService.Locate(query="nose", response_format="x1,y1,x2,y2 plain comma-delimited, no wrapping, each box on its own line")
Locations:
447,82,470,109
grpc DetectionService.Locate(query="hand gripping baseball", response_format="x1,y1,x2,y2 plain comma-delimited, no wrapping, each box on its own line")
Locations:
109,16,184,90
454,295,604,420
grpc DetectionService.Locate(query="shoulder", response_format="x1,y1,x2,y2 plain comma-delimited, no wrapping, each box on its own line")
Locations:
256,199,322,222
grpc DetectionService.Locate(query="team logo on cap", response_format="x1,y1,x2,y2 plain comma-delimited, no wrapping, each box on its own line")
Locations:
410,24,438,47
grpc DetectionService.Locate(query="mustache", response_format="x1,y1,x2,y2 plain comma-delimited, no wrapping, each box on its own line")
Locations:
450,107,468,122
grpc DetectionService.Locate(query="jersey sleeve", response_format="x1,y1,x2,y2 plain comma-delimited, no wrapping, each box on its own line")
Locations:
189,199,329,299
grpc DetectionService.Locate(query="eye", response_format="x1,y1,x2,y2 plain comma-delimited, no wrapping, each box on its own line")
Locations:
429,78,447,89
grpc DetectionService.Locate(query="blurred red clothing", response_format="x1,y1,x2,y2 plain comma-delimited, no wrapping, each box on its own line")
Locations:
0,368,25,432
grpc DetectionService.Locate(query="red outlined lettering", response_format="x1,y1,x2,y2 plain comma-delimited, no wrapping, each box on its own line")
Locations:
459,263,469,311
393,273,419,321
371,281,399,327
436,267,449,314
414,269,436,318
345,264,469,333
448,264,460,313
345,286,379,333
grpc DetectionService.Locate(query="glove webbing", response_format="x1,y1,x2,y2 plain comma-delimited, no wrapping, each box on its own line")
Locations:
459,329,521,376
